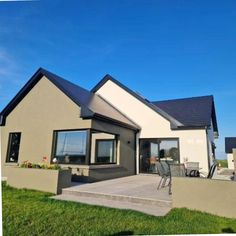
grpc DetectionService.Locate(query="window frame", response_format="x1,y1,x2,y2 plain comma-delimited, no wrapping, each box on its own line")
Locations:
158,138,180,162
139,137,180,173
51,129,90,165
94,138,116,165
6,132,21,163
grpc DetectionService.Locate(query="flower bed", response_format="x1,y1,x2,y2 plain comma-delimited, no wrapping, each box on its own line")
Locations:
5,158,71,194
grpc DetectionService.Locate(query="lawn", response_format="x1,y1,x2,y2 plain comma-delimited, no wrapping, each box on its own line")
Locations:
2,182,236,235
217,159,228,168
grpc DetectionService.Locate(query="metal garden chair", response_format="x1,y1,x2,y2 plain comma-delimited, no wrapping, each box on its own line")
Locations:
156,161,170,190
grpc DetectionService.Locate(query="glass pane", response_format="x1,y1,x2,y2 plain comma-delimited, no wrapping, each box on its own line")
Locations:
159,140,179,163
56,131,86,156
139,138,179,173
90,132,116,164
139,139,159,173
96,140,115,163
55,130,87,164
7,133,21,163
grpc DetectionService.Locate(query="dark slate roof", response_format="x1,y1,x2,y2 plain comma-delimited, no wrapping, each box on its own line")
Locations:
92,75,219,132
0,68,140,131
225,137,236,153
152,96,218,132
91,74,183,128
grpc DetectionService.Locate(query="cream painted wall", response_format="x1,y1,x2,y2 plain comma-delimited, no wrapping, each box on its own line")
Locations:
1,76,92,176
95,80,211,172
227,154,234,169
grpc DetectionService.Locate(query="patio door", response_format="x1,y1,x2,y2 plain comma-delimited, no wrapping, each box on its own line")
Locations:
139,138,180,174
139,139,159,174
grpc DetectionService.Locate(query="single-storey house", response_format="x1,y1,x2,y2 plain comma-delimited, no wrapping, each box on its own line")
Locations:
225,137,236,169
0,68,219,182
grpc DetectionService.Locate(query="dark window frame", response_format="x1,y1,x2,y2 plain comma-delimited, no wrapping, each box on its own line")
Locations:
6,132,21,163
51,129,90,165
139,138,180,173
94,139,116,165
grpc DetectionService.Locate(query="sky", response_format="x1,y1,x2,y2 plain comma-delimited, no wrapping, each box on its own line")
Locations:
0,0,236,159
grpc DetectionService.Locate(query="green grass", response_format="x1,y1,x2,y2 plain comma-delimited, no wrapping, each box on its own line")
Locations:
217,159,228,168
3,182,236,235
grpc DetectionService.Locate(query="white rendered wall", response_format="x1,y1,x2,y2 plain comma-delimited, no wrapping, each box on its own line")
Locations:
95,80,211,173
227,154,234,169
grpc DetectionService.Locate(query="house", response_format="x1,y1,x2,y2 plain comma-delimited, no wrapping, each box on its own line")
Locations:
225,137,236,169
0,68,219,182
92,75,218,174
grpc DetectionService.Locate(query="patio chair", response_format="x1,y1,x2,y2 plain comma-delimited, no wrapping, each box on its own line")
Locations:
168,163,186,194
200,163,217,179
207,163,217,179
156,161,170,190
185,162,200,177
160,161,170,176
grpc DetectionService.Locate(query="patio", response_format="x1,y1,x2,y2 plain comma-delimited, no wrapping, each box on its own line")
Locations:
53,174,172,216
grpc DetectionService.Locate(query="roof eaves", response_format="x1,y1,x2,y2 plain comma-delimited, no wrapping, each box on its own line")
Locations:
93,113,140,131
171,125,210,130
0,68,44,126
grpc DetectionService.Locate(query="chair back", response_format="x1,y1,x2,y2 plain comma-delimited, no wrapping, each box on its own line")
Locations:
155,162,165,177
207,163,217,179
169,163,186,177
160,161,170,176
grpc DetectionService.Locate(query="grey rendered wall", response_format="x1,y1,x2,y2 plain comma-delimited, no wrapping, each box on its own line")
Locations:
1,76,92,177
91,119,136,179
172,177,236,218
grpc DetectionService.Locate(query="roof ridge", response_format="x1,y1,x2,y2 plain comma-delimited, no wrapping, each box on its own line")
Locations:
152,95,213,104
39,68,91,94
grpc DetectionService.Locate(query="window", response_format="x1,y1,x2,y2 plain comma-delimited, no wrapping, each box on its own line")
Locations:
54,130,87,164
159,140,179,163
139,138,179,173
95,140,116,164
90,131,117,164
6,132,21,163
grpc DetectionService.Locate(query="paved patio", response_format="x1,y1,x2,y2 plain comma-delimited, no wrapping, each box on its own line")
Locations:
53,174,172,216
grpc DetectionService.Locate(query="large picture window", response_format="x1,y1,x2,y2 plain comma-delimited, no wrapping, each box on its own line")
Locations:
6,132,21,163
54,130,87,164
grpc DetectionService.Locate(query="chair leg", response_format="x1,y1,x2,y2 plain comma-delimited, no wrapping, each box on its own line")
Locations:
157,177,163,190
161,176,167,188
169,177,172,195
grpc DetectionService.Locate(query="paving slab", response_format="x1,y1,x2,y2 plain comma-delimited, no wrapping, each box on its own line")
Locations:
52,174,172,216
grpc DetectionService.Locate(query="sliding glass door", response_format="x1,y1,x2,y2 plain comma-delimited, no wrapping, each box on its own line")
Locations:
139,138,179,174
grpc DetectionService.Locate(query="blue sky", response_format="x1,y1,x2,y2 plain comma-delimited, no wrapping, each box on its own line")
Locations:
0,0,236,158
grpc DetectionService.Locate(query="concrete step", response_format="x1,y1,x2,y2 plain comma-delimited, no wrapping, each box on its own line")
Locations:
62,188,172,208
52,193,171,217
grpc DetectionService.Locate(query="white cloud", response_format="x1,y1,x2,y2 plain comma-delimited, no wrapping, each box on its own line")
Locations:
0,48,20,79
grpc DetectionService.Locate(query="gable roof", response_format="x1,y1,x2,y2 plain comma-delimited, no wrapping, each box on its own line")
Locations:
0,68,140,131
91,74,184,129
91,75,218,132
225,137,236,154
152,95,218,133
